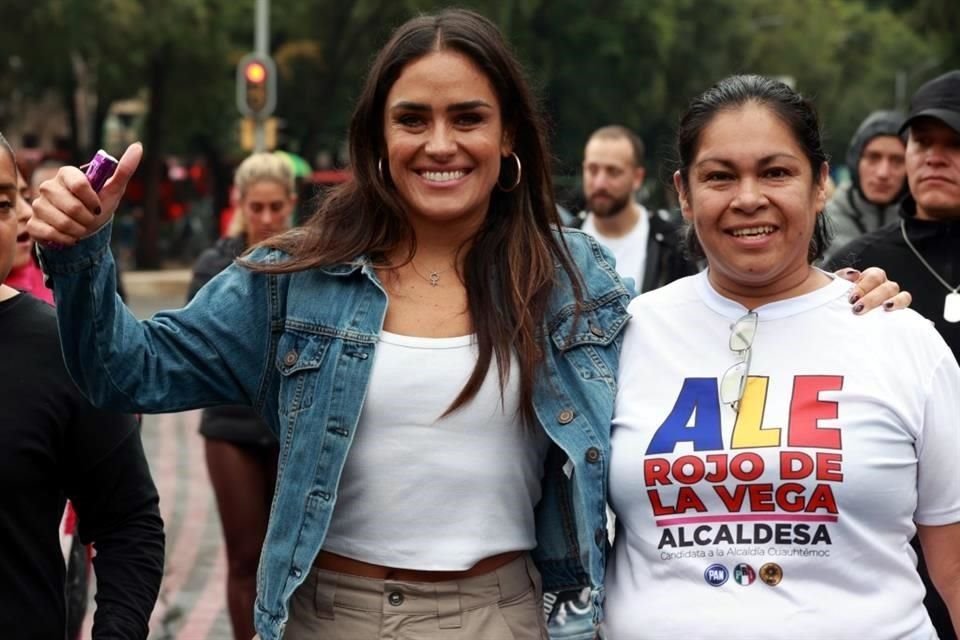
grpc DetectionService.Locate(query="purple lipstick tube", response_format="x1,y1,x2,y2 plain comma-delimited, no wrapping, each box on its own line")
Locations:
42,149,121,249
84,149,119,194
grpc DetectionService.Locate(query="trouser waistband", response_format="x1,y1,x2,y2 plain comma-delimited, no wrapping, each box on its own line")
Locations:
309,553,539,629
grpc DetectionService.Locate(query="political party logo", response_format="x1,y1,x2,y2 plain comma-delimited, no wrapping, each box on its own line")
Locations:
733,563,756,586
704,564,729,587
760,562,783,586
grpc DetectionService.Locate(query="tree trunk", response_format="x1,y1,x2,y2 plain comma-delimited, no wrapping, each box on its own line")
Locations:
136,50,169,269
61,75,81,164
195,135,229,243
92,90,111,158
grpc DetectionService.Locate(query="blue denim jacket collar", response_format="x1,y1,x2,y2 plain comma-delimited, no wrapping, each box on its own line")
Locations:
318,257,369,277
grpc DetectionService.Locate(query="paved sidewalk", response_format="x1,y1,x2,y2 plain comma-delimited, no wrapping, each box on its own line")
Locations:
122,269,193,299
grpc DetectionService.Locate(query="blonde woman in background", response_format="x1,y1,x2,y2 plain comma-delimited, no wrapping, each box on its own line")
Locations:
185,152,295,640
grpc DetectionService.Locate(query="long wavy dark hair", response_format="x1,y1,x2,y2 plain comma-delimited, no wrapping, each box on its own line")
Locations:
676,75,831,262
244,9,582,427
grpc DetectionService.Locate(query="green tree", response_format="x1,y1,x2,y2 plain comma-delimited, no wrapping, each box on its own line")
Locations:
737,0,935,164
1,0,944,260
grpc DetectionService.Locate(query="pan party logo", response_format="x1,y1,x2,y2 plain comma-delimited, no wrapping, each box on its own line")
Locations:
704,564,729,587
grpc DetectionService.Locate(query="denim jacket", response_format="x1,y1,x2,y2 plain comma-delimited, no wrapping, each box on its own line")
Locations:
41,223,630,640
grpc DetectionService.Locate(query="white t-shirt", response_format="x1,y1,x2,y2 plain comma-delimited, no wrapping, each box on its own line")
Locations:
606,271,960,640
322,331,550,570
581,207,649,286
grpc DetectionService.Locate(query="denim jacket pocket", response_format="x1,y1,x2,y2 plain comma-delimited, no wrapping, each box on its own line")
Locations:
550,297,629,390
275,331,331,413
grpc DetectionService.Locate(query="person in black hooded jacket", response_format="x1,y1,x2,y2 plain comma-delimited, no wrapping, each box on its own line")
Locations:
824,110,908,261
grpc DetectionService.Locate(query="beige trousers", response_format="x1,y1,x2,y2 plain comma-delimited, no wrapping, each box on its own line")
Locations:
281,554,549,639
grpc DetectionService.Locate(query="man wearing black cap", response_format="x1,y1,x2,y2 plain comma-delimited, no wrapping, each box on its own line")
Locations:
826,70,960,639
823,110,907,261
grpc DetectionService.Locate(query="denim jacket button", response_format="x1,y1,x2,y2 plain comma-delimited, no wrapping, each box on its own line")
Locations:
388,591,404,606
585,447,601,463
557,409,575,424
284,350,298,366
589,323,604,337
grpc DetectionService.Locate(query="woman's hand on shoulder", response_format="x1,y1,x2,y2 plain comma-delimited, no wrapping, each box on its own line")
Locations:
27,143,142,247
836,267,912,315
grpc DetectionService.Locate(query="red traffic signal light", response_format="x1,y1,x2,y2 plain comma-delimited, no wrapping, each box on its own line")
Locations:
244,61,266,84
236,54,276,118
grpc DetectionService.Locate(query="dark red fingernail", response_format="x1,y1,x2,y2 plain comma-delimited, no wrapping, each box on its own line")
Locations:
846,268,859,276
883,301,894,310
94,206,102,215
849,294,860,304
853,303,864,314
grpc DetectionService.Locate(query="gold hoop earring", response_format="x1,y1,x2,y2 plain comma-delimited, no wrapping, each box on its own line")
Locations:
497,152,522,192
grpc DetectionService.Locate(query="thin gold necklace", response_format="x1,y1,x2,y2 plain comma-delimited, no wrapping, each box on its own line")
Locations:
900,220,960,323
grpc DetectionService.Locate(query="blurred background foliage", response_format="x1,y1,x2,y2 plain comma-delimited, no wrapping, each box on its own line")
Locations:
0,0,956,265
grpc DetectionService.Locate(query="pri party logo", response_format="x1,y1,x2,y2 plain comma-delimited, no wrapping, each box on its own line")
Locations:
733,563,756,586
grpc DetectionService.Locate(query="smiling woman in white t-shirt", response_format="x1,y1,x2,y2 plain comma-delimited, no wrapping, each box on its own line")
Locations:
605,75,960,640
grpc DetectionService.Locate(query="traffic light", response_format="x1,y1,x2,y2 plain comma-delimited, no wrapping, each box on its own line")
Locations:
236,53,276,118
239,116,278,151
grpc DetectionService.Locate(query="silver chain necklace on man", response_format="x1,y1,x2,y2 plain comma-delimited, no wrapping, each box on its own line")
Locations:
900,220,960,323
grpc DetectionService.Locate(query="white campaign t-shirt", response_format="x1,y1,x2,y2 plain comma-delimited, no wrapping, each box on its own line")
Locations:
581,208,649,286
606,271,960,640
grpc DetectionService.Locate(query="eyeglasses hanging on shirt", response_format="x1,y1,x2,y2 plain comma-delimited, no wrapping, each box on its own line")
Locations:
720,311,758,413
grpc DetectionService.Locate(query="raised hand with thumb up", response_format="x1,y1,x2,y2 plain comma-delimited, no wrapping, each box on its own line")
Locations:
27,143,142,247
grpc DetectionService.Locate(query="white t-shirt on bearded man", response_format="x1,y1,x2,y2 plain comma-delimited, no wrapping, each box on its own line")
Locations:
581,208,649,286
605,270,960,640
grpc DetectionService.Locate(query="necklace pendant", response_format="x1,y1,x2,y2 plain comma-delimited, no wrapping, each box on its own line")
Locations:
429,271,440,287
945,292,960,323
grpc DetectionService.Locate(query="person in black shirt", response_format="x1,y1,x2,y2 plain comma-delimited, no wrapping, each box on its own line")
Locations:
826,70,960,639
0,133,164,639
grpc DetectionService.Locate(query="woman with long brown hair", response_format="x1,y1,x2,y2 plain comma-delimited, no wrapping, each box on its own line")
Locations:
29,10,623,639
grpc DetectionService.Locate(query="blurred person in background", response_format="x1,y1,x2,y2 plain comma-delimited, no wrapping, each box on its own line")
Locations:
577,125,698,292
186,152,293,640
826,69,960,640
0,132,164,638
824,111,907,261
